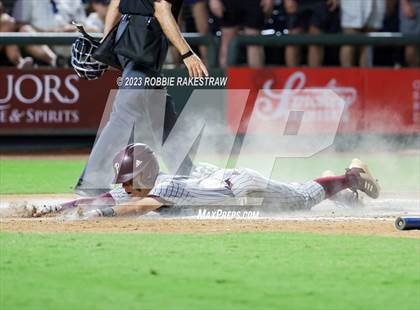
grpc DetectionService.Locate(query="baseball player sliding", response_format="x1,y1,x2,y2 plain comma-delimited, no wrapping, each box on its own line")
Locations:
32,143,380,218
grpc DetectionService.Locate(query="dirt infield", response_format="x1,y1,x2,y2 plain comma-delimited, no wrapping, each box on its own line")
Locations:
1,218,419,238
1,192,419,238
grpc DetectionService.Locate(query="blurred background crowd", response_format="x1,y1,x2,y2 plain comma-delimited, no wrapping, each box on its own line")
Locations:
0,0,419,69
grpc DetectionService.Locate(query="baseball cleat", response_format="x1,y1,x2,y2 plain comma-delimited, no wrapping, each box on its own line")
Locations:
346,158,380,199
322,170,364,207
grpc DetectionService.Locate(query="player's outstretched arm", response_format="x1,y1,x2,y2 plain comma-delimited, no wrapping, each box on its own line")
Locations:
85,197,164,218
113,197,164,217
154,0,208,77
32,193,116,217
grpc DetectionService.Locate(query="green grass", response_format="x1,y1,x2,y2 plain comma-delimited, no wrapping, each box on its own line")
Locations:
1,154,419,194
1,150,419,309
1,232,419,310
0,160,85,194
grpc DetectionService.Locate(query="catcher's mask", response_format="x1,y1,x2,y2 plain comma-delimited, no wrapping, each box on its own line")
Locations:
112,143,160,190
71,22,108,80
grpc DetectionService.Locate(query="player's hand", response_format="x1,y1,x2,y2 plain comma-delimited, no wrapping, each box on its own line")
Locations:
284,0,298,14
260,0,274,15
183,53,209,78
326,0,339,12
32,204,62,217
209,0,225,18
402,1,416,19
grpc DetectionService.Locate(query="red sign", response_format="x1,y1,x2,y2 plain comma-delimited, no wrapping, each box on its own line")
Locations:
227,68,420,134
1,68,419,135
363,69,420,133
0,69,119,134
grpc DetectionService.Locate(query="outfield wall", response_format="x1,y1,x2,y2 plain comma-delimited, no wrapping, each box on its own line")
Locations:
0,68,419,136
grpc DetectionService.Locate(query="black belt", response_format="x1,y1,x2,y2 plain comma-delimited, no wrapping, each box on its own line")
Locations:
121,14,162,33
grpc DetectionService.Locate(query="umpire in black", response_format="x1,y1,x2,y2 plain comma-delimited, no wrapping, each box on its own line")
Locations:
76,0,208,195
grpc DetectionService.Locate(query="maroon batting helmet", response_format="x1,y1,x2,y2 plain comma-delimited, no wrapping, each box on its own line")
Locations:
112,143,159,189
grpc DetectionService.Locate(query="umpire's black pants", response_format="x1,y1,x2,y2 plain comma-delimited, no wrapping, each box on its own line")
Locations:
75,15,190,195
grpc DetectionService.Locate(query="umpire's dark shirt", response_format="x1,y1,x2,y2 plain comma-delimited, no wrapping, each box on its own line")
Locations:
119,0,183,19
